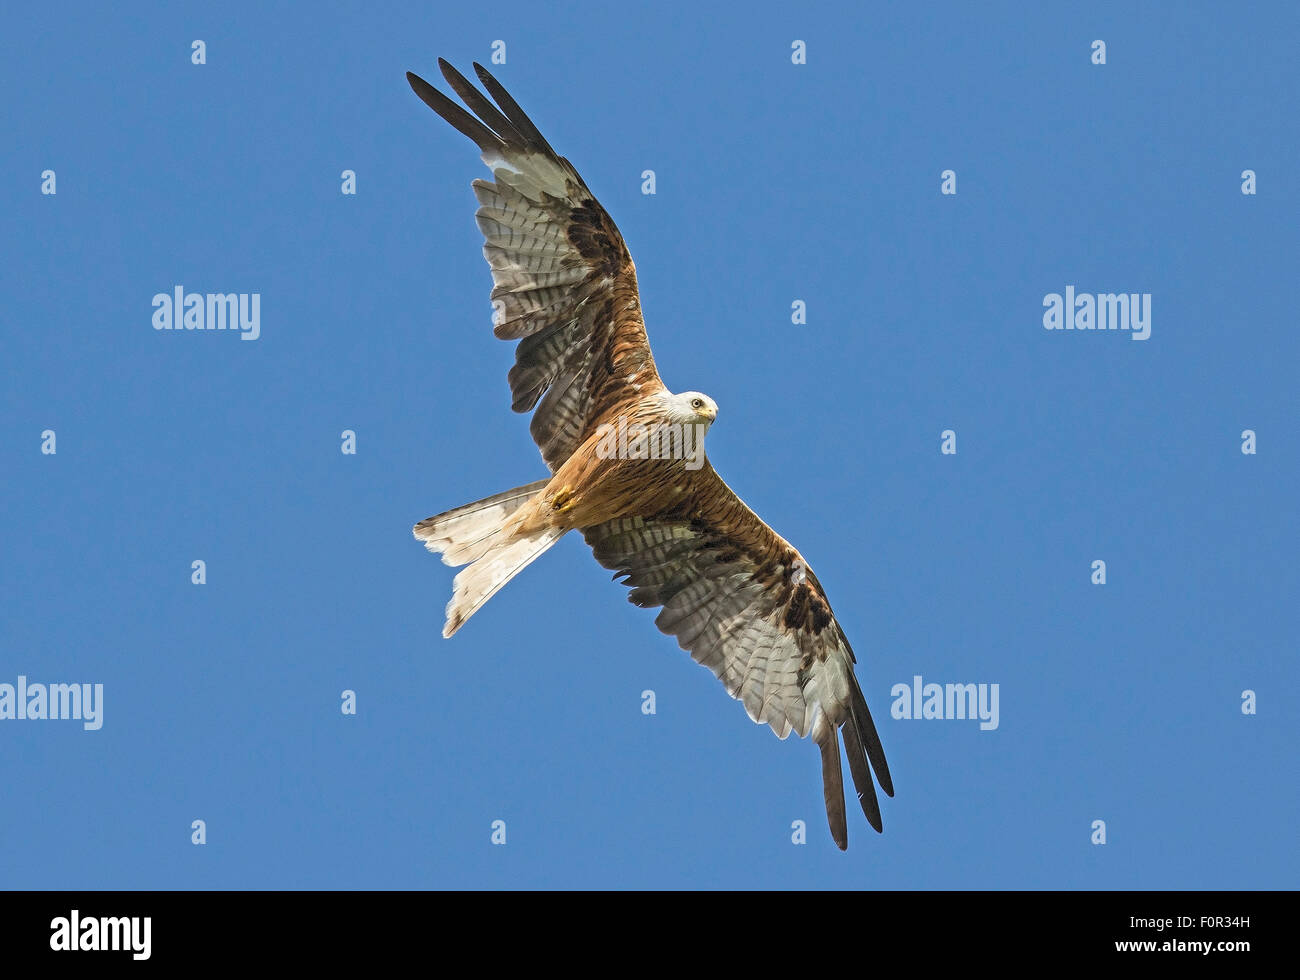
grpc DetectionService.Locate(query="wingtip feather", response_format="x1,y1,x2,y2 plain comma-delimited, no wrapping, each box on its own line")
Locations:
842,720,884,833
818,730,849,850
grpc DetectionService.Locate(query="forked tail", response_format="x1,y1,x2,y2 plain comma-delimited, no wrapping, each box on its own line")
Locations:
413,479,562,637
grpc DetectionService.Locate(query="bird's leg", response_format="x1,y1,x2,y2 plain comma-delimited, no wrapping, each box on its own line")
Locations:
550,485,576,514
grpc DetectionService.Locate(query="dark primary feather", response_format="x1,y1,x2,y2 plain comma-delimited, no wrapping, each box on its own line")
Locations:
850,669,894,797
819,730,849,849
472,62,558,155
406,70,502,153
438,60,526,147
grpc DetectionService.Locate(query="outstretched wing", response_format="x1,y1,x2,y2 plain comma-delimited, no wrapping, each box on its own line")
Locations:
407,61,665,472
580,465,894,849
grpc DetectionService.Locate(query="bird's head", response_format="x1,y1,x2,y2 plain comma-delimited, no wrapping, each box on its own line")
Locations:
663,390,719,429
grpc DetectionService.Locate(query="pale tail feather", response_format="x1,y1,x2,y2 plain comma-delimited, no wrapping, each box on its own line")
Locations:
441,525,565,637
413,479,549,567
412,479,563,637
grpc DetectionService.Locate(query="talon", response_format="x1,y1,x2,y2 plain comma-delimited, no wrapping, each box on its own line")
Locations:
551,486,574,511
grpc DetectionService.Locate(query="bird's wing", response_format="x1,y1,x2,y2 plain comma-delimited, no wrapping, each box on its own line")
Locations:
408,61,665,472
580,464,894,849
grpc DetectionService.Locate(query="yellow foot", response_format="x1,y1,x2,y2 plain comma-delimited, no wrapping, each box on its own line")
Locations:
550,486,575,513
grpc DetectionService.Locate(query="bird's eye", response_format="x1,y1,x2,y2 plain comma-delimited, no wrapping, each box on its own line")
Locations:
691,398,703,409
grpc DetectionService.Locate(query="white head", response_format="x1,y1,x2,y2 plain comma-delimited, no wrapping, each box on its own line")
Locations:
658,390,719,429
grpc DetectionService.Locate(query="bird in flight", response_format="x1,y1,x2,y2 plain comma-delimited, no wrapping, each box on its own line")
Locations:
407,60,893,848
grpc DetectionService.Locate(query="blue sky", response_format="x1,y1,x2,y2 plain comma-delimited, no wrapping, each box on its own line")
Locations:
2,0,1296,889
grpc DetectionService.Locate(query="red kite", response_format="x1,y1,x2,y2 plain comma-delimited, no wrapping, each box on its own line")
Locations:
408,61,893,848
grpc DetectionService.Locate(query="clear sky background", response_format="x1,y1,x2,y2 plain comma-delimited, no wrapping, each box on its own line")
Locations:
2,1,1296,889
